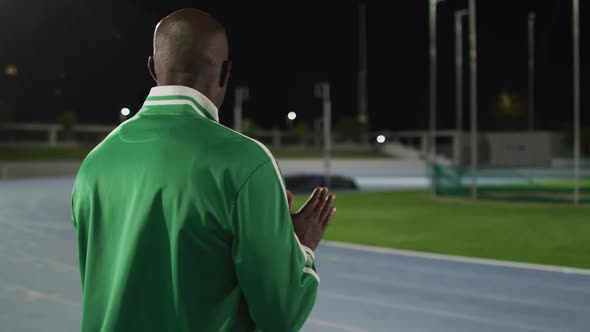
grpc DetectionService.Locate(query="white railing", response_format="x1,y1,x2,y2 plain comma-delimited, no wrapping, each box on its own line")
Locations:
1,122,460,161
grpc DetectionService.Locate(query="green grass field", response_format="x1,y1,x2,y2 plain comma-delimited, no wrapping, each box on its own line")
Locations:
505,178,590,189
0,146,391,160
294,190,590,269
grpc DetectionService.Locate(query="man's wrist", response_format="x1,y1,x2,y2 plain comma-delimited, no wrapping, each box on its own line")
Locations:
300,243,315,261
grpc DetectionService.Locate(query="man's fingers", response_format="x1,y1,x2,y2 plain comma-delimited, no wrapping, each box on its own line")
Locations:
300,187,322,215
315,188,330,217
319,187,328,206
322,207,336,228
308,187,326,210
319,193,335,222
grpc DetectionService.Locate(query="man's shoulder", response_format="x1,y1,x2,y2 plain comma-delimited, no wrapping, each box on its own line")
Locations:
209,124,277,168
74,125,122,179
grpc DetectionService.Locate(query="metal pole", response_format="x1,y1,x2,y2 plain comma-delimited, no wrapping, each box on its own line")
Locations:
455,10,467,166
528,12,536,131
358,2,368,129
233,87,248,132
429,0,443,194
323,85,332,188
469,0,478,199
315,82,332,188
573,0,580,204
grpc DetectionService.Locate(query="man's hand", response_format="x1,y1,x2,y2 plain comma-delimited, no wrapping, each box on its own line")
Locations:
287,191,295,214
290,187,336,251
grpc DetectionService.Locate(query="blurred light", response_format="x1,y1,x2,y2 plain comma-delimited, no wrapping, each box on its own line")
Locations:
120,108,130,116
376,135,386,144
287,111,297,121
5,65,18,77
499,91,512,109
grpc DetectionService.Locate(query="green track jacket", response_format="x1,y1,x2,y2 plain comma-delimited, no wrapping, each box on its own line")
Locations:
72,85,319,332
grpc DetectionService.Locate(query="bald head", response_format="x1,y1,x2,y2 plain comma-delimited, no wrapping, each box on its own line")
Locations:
149,9,231,107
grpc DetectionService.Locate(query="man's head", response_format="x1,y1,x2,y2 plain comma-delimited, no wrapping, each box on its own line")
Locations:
149,9,231,108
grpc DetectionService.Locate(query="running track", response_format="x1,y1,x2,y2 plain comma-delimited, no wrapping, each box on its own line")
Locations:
0,177,589,331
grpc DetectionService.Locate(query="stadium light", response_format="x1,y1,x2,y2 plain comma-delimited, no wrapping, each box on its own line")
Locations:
4,65,18,77
376,135,386,144
287,112,297,121
120,108,130,116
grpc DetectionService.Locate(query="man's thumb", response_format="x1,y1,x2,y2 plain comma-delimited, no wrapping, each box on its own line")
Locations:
287,191,294,213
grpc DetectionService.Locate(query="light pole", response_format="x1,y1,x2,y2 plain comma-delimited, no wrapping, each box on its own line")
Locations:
455,9,467,166
528,12,536,131
468,0,478,200
315,82,332,188
233,87,249,133
358,2,368,131
429,0,445,193
573,0,581,204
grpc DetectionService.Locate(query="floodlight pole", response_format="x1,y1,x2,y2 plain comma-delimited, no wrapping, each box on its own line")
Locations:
315,82,332,188
455,9,467,166
469,0,478,200
429,0,444,194
358,2,369,131
233,87,249,133
573,0,581,204
528,12,536,131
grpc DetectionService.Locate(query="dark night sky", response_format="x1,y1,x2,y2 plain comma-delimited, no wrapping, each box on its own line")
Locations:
0,0,587,131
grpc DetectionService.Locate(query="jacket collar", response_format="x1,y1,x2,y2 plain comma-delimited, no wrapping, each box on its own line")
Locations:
142,85,219,122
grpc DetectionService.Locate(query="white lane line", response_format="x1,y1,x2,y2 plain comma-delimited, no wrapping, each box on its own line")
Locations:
323,241,590,276
0,277,81,308
307,319,370,332
335,272,590,313
0,215,70,239
319,254,590,294
0,251,78,272
0,217,72,231
321,292,554,332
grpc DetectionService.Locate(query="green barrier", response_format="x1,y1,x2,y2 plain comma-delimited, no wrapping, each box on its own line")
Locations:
434,165,590,204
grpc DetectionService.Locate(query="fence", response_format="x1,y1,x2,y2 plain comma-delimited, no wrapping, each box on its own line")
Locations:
0,122,451,156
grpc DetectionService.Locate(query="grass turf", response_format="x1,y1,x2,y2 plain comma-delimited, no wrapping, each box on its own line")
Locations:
294,190,590,269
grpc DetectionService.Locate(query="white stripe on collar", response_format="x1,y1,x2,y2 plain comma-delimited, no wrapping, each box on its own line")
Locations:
146,85,219,122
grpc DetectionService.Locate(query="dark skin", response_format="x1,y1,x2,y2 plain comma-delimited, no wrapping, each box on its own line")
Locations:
288,188,336,251
148,8,336,251
148,8,231,108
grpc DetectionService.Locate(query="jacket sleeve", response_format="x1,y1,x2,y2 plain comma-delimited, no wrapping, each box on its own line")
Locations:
231,160,319,332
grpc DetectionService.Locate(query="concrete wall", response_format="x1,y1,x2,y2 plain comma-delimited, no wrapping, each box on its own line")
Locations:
0,161,81,179
486,132,567,167
0,159,426,180
278,159,426,177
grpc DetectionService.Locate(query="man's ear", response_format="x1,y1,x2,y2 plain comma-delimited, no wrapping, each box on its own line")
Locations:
148,56,157,83
219,60,232,88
